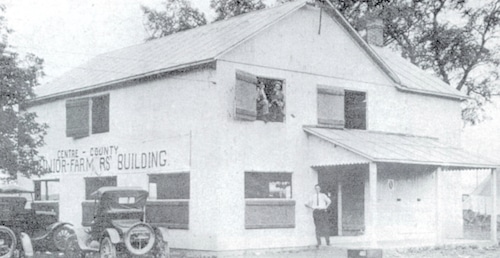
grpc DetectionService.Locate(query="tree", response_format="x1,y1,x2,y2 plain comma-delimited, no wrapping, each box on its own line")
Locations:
142,0,207,40
0,4,48,180
326,0,500,125
210,0,266,22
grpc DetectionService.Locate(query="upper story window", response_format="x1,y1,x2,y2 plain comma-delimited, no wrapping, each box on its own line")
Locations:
344,90,366,130
235,70,285,123
317,85,366,130
66,94,109,138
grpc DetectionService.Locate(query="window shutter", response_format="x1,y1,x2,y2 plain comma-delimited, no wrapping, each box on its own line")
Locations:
34,181,41,201
92,94,110,134
235,70,258,121
317,85,345,127
66,98,90,138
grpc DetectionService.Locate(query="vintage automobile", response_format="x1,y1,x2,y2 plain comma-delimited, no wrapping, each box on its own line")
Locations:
0,185,74,257
65,187,169,258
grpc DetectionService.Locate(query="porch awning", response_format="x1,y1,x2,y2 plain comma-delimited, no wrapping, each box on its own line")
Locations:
304,126,498,169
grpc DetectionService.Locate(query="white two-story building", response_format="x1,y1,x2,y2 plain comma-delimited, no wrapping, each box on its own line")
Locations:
21,0,498,254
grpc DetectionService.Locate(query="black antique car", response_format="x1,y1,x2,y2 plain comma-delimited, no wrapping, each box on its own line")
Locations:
0,185,74,257
66,187,169,258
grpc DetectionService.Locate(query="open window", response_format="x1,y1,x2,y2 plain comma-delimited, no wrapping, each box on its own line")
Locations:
235,70,285,123
84,176,117,200
146,173,190,229
244,172,295,229
34,179,60,201
317,86,366,130
245,172,292,199
148,173,190,200
344,90,366,130
66,94,109,138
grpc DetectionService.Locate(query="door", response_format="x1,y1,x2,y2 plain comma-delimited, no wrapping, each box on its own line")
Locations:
317,164,366,237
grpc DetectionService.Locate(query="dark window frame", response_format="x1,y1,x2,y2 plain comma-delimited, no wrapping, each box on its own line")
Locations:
317,85,367,130
84,176,117,200
245,172,292,199
34,179,60,201
234,70,286,123
148,173,190,200
344,90,367,130
66,94,110,138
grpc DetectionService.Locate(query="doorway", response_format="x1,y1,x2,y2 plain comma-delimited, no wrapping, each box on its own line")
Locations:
317,164,366,237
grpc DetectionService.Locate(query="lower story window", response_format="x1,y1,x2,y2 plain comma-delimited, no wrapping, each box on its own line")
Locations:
84,176,117,200
146,173,190,229
34,179,60,201
148,173,190,200
245,172,292,199
244,172,295,229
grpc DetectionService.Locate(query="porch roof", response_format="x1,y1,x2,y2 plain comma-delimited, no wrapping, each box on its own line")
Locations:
304,126,498,169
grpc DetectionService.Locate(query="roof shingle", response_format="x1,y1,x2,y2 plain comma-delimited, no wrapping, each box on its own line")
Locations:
34,0,466,102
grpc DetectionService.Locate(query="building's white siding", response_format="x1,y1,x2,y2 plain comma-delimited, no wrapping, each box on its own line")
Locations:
21,5,467,253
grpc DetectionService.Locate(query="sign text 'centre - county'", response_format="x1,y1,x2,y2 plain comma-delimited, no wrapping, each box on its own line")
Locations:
42,145,168,173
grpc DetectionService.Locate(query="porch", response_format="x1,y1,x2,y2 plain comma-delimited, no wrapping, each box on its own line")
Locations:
304,126,499,247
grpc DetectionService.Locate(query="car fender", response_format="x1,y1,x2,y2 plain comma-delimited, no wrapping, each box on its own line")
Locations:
155,227,169,242
46,222,73,232
104,228,121,244
19,232,34,257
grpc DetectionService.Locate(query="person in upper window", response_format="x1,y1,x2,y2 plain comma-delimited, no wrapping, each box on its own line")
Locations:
256,81,269,121
269,81,285,122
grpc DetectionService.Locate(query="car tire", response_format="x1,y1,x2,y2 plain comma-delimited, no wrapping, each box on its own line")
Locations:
100,237,116,258
0,226,16,258
52,225,74,252
124,223,155,256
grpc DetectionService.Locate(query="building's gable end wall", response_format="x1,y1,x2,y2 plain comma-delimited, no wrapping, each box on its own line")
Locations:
219,5,462,145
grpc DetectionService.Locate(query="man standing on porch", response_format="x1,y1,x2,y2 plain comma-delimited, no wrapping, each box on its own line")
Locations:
305,184,331,247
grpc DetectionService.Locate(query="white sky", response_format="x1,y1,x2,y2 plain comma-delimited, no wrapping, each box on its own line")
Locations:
3,0,215,83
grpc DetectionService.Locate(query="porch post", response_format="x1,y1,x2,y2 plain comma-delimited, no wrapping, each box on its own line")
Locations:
435,167,442,244
367,162,378,247
337,181,343,236
491,168,497,243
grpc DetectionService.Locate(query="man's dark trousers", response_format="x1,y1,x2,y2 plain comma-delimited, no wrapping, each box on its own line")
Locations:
313,209,330,246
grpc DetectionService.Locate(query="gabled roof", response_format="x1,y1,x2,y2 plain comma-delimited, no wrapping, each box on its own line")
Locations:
33,0,466,102
304,126,498,168
34,0,308,100
371,46,467,99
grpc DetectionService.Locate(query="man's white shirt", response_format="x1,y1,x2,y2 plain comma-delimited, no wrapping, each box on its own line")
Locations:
307,192,331,209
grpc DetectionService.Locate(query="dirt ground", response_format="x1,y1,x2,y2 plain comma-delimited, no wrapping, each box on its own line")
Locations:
35,244,500,257
383,245,500,258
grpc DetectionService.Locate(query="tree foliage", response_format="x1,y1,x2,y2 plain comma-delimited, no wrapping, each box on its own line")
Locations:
210,0,266,22
142,0,207,40
327,0,500,125
0,4,48,180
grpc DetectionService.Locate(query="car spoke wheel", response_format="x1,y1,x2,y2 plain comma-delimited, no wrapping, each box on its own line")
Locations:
0,226,16,258
100,237,116,258
53,225,75,251
124,223,155,256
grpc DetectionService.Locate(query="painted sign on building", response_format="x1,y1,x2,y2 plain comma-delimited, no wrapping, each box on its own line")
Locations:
40,134,191,174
